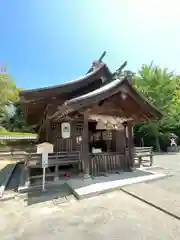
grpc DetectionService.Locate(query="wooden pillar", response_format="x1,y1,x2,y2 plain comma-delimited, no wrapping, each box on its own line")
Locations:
71,121,77,151
45,119,50,142
115,129,126,154
112,127,126,170
82,113,90,178
127,122,133,170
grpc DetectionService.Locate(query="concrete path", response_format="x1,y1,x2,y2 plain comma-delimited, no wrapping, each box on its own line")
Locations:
153,153,180,175
1,191,180,240
121,153,180,220
122,182,180,220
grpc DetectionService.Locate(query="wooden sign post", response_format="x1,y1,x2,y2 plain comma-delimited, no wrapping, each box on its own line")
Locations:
42,152,48,192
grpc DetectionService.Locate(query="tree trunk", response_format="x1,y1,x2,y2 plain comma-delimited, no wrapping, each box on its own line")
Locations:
155,135,161,152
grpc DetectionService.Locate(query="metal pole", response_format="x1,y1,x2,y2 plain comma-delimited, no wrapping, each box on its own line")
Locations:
42,152,48,192
42,166,46,192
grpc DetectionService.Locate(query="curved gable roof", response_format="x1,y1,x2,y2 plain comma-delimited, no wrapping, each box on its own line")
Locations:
52,76,162,121
20,62,111,102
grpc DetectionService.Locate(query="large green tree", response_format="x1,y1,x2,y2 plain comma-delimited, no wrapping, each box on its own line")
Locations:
134,63,180,151
0,73,29,132
0,73,18,107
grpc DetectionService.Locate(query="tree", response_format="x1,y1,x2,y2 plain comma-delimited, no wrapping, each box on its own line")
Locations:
0,73,19,120
0,73,18,107
134,63,180,151
0,74,30,132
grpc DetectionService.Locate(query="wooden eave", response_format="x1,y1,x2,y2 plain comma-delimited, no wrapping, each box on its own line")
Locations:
51,76,162,122
19,62,112,126
19,63,111,103
123,80,162,120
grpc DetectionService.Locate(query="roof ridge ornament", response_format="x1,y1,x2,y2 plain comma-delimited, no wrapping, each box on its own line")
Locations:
86,51,107,74
112,61,135,84
112,61,127,80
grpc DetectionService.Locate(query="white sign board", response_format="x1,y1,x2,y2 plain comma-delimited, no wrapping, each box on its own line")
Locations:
61,122,71,139
42,152,48,168
92,148,102,153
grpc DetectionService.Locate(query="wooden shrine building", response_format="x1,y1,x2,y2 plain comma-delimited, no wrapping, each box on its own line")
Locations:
19,55,162,178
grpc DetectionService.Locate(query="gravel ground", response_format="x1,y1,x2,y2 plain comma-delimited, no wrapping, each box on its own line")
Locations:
153,153,180,174
152,153,180,193
1,153,180,239
1,190,180,240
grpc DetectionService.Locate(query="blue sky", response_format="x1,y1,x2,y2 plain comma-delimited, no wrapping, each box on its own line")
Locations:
0,0,180,89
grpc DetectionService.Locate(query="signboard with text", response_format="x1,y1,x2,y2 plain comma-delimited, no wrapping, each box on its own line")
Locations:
42,152,48,168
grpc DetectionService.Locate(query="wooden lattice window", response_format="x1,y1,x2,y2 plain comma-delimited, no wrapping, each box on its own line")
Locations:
51,123,56,130
76,123,83,135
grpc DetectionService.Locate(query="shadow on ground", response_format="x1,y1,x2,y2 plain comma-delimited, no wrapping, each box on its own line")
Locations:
25,169,154,205
25,183,75,206
0,163,21,191
5,163,23,192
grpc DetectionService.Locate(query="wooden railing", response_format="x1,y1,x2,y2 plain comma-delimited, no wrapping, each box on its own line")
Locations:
0,145,36,154
0,151,28,162
89,152,126,177
133,147,153,166
27,153,42,167
27,151,80,168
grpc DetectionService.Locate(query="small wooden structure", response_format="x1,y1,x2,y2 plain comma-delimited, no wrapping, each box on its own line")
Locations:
36,142,54,154
19,56,161,179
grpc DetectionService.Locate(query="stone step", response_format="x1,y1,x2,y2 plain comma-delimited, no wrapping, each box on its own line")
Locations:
2,162,24,200
67,170,167,200
0,163,17,197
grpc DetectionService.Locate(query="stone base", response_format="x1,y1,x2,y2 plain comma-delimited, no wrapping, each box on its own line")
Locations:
67,170,168,200
54,177,59,182
167,146,180,152
83,173,91,179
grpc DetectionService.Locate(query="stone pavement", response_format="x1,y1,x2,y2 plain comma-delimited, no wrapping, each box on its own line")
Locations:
153,153,180,174
1,191,180,240
121,153,180,220
122,181,180,220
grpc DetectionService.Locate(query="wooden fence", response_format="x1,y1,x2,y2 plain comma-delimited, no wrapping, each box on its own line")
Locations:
0,144,36,154
89,152,126,177
27,151,80,168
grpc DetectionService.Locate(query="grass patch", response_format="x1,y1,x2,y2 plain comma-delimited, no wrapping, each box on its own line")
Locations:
0,131,37,145
0,130,37,137
0,132,37,136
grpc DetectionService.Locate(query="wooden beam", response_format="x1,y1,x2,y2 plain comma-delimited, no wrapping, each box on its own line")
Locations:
82,112,90,177
127,122,133,170
45,119,51,142
37,104,50,138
